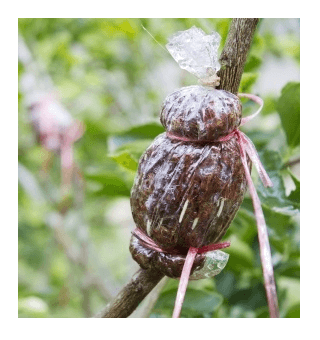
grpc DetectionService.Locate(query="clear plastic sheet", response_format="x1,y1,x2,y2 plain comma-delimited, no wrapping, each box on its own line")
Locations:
130,233,229,279
166,26,221,80
189,250,229,279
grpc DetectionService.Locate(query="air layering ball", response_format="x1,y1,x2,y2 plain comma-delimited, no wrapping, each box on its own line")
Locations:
130,85,250,278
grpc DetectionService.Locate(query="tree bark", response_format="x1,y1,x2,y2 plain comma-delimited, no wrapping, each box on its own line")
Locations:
94,268,164,318
131,276,169,318
217,18,259,94
96,18,260,318
218,19,279,318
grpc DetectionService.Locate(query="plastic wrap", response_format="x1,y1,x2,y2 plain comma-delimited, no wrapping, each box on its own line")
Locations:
160,85,242,141
130,233,229,279
129,26,275,318
130,27,249,282
130,133,249,253
166,26,221,80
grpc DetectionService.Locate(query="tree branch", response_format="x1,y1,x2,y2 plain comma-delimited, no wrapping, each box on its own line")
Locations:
218,19,280,318
93,268,164,318
283,158,300,169
96,18,260,318
217,18,259,94
131,276,170,318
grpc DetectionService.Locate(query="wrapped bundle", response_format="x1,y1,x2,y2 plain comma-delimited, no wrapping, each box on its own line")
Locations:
129,27,272,317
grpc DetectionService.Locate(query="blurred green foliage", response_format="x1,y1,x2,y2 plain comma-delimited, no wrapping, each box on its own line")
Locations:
18,18,300,318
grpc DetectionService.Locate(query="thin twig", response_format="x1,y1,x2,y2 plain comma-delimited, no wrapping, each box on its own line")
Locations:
283,158,300,169
217,19,259,94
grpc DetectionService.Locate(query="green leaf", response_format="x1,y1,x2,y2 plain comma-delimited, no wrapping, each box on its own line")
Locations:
154,288,223,317
115,139,153,161
278,277,300,309
215,271,237,299
117,122,165,140
239,72,258,93
285,303,300,318
19,296,49,318
277,82,300,148
110,151,138,172
229,305,258,318
259,149,284,171
275,261,300,279
228,282,267,310
263,205,296,237
244,55,262,72
223,235,255,271
257,150,300,211
288,171,300,204
261,95,277,116
85,170,131,197
108,139,154,173
258,171,299,211
230,209,257,244
245,130,277,149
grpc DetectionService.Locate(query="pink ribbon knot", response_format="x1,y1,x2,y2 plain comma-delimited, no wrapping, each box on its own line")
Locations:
134,93,279,318
172,93,278,318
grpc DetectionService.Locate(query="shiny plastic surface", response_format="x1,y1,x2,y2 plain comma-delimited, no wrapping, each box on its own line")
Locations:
130,26,248,280
130,133,249,251
129,234,229,279
160,86,242,141
166,26,221,79
190,249,229,279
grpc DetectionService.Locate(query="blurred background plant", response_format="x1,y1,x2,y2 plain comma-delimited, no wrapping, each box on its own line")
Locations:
18,18,300,318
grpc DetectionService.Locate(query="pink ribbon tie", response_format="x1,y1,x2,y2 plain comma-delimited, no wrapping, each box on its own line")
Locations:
138,93,279,318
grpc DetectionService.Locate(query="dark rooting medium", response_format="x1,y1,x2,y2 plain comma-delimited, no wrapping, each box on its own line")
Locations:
129,235,206,278
130,85,250,278
160,85,242,141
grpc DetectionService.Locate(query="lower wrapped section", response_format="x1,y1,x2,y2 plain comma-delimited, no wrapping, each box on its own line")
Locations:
129,234,229,279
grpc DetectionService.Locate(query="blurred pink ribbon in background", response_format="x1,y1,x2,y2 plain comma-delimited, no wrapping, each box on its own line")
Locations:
29,93,85,196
